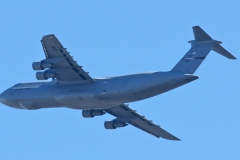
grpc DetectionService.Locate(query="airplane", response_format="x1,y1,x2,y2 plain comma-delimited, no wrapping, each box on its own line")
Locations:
0,26,236,141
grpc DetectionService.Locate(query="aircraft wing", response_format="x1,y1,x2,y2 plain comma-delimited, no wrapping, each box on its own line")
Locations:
40,34,94,82
104,104,180,140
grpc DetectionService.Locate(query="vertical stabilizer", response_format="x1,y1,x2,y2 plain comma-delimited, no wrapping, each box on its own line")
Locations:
171,26,236,74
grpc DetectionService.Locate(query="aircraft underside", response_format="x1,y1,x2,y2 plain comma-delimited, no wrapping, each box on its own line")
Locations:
0,26,235,140
0,72,198,110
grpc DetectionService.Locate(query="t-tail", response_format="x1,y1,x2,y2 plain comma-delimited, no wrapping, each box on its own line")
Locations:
171,26,236,74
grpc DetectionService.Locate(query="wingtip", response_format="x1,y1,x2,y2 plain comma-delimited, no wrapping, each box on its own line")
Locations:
230,56,237,60
171,136,181,141
175,138,181,141
162,137,181,141
161,135,181,141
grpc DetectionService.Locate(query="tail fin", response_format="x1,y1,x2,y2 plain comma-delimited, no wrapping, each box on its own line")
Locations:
171,26,236,74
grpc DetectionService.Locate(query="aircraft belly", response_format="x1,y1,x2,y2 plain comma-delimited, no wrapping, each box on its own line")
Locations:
131,74,199,101
1,73,198,110
133,80,180,100
54,88,117,110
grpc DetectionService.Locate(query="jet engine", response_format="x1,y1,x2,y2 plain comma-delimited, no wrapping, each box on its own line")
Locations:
104,121,128,129
36,71,56,80
82,110,106,118
32,62,52,70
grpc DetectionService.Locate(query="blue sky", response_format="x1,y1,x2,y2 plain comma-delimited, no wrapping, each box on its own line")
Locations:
0,1,239,160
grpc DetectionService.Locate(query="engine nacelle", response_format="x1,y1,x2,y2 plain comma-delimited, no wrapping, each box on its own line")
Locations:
82,110,105,118
32,62,52,70
36,71,56,80
104,121,128,129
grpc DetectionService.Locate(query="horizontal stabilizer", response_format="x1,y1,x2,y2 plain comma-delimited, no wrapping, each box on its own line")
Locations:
193,26,212,41
192,26,236,59
171,26,236,74
212,44,236,59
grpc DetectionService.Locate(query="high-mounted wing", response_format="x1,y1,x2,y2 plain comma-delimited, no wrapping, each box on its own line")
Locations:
103,104,180,140
33,34,94,82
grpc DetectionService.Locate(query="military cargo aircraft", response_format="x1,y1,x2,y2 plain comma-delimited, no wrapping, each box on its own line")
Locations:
0,26,236,140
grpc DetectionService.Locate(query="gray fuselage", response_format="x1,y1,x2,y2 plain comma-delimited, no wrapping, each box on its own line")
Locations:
0,71,198,110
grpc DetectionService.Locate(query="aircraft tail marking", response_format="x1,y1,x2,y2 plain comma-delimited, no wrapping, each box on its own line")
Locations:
171,26,236,74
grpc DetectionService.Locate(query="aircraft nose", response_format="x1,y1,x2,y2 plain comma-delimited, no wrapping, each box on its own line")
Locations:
0,92,5,103
0,90,22,109
0,90,13,106
0,91,8,104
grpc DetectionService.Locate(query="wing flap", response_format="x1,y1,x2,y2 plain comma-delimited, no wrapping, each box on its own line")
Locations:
105,104,180,140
